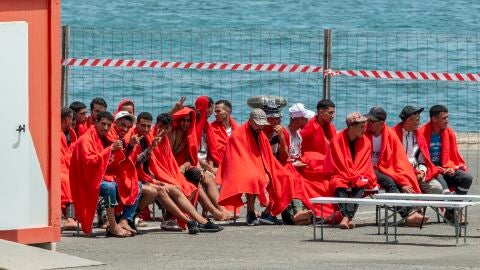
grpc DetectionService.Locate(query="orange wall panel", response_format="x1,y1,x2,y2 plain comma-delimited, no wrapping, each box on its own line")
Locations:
0,0,61,244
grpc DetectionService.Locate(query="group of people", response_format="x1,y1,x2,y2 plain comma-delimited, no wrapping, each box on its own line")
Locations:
59,94,473,237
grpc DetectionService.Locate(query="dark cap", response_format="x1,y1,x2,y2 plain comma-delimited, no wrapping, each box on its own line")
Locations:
365,106,387,122
399,106,424,121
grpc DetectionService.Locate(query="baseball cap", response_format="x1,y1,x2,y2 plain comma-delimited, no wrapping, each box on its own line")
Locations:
399,105,424,120
365,106,387,122
346,112,368,126
114,110,136,123
249,108,270,126
289,103,316,119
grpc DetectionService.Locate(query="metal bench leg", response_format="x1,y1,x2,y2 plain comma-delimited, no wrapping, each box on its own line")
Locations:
320,204,324,241
455,208,460,246
384,205,389,243
464,207,468,244
313,210,316,241
233,207,237,225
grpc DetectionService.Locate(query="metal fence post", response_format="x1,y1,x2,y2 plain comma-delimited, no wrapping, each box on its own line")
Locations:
61,25,70,107
322,29,332,99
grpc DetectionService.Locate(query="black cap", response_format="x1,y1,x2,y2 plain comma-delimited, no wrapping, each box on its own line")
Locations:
399,106,424,121
365,106,387,121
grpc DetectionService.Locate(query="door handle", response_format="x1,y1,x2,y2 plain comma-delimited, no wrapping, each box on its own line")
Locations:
16,124,25,133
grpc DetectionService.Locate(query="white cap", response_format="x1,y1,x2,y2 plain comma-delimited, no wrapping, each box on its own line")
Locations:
288,103,315,119
114,110,136,123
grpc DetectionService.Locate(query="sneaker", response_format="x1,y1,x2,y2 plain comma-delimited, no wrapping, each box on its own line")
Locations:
187,221,200,235
246,212,260,226
161,218,182,232
198,220,224,232
259,213,283,225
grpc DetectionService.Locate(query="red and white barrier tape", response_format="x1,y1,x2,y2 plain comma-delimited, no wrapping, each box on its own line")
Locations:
62,58,323,73
335,70,480,82
62,58,480,82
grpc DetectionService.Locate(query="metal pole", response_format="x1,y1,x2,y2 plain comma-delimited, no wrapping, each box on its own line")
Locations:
61,25,70,107
322,29,332,100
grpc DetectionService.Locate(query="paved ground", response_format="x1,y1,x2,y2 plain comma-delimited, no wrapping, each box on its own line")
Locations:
57,150,480,270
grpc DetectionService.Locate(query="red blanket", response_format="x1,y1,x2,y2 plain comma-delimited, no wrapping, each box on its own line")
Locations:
171,107,199,166
210,117,240,162
60,128,77,209
324,129,377,191
217,122,294,216
149,127,197,197
393,123,443,181
418,122,467,171
70,126,112,234
195,96,222,165
367,124,420,193
300,118,336,155
126,127,155,183
105,127,140,204
75,116,91,137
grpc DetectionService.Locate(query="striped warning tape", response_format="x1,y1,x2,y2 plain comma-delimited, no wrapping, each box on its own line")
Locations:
62,58,480,82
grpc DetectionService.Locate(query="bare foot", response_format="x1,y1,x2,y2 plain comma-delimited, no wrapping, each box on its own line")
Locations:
404,212,429,227
101,220,109,230
347,220,355,229
63,218,78,231
108,225,131,237
118,219,137,235
339,217,350,229
293,210,313,225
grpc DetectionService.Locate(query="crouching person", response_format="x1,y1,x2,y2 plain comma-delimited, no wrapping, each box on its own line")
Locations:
70,111,141,237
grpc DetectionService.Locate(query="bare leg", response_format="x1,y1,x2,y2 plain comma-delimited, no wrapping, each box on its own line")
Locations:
167,185,208,224
197,187,229,221
138,184,157,210
246,194,256,214
106,208,130,237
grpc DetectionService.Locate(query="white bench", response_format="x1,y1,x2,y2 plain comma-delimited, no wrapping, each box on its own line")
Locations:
310,197,477,245
374,193,480,224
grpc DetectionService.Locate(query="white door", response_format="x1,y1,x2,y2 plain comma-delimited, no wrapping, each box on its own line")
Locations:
0,21,48,230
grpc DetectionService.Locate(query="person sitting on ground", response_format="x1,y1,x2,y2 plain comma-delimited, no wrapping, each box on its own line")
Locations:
195,96,222,172
60,107,78,230
365,106,428,226
217,108,294,226
169,101,231,221
300,99,336,155
393,106,446,194
70,111,140,237
69,101,88,137
325,112,377,229
130,112,223,234
418,105,473,222
210,99,240,163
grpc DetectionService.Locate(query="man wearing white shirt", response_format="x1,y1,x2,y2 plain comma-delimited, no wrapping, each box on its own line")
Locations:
393,106,448,194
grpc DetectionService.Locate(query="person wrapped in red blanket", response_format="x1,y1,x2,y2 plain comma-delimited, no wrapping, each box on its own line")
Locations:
60,107,78,230
325,112,377,229
418,105,473,222
393,106,446,194
217,108,294,226
129,112,223,234
210,99,240,165
365,106,428,227
70,111,140,237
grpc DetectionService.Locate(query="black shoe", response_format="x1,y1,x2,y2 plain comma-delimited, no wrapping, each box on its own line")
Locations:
246,212,260,226
198,220,223,233
259,212,283,225
187,221,200,235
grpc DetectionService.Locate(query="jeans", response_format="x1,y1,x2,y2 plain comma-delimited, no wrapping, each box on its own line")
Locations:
335,187,364,219
437,170,473,195
99,180,142,222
